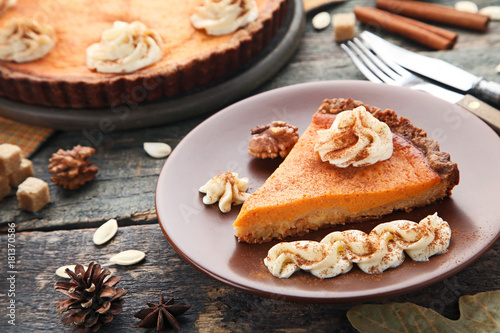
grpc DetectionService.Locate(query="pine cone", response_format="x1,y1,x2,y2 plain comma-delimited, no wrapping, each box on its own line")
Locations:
54,262,127,333
48,145,98,190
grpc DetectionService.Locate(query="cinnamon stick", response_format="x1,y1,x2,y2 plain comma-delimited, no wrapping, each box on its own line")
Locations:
377,0,490,31
354,6,457,50
303,0,346,13
395,13,458,43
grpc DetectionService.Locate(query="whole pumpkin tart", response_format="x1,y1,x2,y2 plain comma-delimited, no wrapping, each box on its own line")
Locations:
0,0,289,108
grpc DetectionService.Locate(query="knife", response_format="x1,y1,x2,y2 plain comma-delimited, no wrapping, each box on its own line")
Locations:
360,31,500,107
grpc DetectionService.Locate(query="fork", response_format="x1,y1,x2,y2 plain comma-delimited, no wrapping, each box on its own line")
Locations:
341,36,500,134
340,37,464,104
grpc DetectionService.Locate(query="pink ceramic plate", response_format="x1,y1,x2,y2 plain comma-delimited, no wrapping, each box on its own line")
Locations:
156,81,500,303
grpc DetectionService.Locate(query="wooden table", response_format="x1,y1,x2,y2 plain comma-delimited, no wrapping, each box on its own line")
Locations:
1,1,499,331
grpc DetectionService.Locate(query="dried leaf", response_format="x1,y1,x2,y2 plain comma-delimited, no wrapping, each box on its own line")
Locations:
347,290,500,333
93,219,118,245
109,250,145,265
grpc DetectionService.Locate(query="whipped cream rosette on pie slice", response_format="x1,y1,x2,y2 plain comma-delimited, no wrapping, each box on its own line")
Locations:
233,98,459,243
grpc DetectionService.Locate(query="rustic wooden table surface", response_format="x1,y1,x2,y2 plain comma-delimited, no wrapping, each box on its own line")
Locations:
1,1,499,332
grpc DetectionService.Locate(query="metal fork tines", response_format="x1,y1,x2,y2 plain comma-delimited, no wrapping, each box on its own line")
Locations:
341,37,463,103
341,38,413,85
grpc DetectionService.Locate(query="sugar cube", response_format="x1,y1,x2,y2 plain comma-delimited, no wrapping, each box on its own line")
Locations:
333,13,356,42
17,177,51,212
0,143,22,175
9,159,34,187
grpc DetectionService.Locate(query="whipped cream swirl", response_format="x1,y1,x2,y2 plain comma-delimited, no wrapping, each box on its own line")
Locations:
191,0,259,36
86,21,162,74
0,0,16,16
0,19,55,63
199,171,250,213
315,106,393,168
264,213,451,279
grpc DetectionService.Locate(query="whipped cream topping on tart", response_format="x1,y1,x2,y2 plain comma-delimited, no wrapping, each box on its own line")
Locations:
191,0,259,36
86,21,163,74
0,18,55,63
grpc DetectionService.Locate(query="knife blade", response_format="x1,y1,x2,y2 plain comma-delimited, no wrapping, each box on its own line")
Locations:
360,31,500,107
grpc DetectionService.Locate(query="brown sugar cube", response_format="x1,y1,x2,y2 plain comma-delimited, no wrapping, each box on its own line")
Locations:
9,159,34,187
0,143,22,175
17,177,51,212
333,13,356,42
0,173,11,201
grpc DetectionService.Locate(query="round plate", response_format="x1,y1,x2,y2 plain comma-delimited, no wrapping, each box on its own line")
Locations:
156,81,500,303
0,0,304,131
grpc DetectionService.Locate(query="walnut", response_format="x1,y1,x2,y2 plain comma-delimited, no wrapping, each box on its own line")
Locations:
248,121,299,159
48,145,98,190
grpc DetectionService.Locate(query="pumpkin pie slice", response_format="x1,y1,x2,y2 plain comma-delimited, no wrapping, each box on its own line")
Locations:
233,98,459,243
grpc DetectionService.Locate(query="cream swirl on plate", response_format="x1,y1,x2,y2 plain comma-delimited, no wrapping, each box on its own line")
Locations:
0,18,55,63
264,213,451,279
191,0,259,36
199,171,250,213
86,21,162,74
314,106,393,167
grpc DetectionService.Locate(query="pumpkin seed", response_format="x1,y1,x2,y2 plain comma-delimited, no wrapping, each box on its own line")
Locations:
109,250,146,265
55,265,87,278
455,1,478,13
93,218,118,245
312,12,331,30
143,142,172,158
479,6,500,20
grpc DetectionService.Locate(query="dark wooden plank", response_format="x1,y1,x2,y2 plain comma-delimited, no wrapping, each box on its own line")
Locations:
0,224,498,332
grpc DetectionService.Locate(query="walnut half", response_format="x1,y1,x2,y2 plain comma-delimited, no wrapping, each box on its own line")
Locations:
248,121,299,159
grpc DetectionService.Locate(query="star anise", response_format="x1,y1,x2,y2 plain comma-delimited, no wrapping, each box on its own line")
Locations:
134,294,190,332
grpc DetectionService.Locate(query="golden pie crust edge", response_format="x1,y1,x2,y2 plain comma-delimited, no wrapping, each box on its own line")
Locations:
0,0,290,108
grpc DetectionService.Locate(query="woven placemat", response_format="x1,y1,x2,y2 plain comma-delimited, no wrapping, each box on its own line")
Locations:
0,116,54,158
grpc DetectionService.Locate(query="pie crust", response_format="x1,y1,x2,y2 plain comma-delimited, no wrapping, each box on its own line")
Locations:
0,0,289,108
